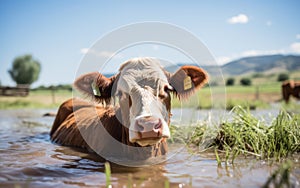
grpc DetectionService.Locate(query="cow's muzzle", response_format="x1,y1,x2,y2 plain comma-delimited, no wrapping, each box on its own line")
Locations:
130,116,170,146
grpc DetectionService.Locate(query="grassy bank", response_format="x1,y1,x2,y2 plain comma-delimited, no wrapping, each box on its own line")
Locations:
0,82,299,110
172,82,287,110
0,89,72,109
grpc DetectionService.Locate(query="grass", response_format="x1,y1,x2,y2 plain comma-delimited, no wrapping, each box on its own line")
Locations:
170,106,300,163
215,107,300,161
2,70,299,110
105,162,112,188
1,81,298,111
171,82,283,110
0,89,72,109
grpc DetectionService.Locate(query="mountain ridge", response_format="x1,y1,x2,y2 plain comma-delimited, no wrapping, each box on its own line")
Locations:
174,54,300,76
221,54,300,75
103,54,300,78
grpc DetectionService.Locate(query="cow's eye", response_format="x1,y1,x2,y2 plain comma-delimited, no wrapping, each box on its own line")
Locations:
116,91,123,97
164,85,174,93
159,85,173,99
128,95,132,107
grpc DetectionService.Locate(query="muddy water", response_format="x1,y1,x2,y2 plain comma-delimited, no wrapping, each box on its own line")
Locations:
0,109,299,188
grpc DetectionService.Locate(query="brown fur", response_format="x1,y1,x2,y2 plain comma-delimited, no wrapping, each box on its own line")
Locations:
169,66,209,100
50,98,168,159
74,72,119,105
282,80,300,103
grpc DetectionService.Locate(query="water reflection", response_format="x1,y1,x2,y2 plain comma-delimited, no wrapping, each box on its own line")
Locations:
0,109,299,187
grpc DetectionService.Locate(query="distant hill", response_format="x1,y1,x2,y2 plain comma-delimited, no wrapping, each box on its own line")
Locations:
103,54,300,77
221,55,300,75
168,55,300,76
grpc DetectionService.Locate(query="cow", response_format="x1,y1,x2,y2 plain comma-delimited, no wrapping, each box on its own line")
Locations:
282,80,300,103
50,57,208,161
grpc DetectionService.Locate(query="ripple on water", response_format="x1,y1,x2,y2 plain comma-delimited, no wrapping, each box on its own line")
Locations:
0,109,299,188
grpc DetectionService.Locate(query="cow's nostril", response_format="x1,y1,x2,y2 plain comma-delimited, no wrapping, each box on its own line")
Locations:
136,117,162,132
136,122,144,132
154,119,162,130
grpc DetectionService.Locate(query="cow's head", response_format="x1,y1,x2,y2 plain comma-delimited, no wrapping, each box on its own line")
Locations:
74,58,208,147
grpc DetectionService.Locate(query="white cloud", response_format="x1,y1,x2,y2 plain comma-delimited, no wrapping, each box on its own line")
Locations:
241,49,286,57
290,42,300,53
227,14,249,24
216,56,232,65
80,48,90,54
266,21,272,26
80,48,122,58
241,50,261,57
98,51,118,58
296,34,300,39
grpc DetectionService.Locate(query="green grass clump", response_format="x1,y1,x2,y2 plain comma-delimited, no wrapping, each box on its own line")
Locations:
213,106,300,161
168,124,206,144
170,106,300,162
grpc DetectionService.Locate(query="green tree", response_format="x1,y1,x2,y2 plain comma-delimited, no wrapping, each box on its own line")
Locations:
8,54,41,86
240,78,252,86
277,73,289,82
226,78,235,86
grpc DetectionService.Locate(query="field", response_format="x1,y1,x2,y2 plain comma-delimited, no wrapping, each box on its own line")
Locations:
0,80,299,112
0,89,73,109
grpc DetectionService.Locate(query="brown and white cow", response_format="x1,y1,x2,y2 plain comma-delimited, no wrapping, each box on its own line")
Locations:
50,58,208,161
282,80,300,103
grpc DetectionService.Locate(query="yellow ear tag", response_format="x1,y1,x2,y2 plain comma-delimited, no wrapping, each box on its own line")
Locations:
183,76,192,90
91,81,101,96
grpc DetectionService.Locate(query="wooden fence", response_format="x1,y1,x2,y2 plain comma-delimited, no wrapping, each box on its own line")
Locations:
0,86,30,97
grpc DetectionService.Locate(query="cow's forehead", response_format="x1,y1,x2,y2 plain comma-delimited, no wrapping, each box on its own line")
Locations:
117,58,169,92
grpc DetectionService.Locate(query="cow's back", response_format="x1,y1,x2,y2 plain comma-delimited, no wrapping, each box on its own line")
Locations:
50,98,121,149
50,98,92,137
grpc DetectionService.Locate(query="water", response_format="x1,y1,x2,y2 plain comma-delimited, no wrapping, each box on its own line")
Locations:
0,109,299,187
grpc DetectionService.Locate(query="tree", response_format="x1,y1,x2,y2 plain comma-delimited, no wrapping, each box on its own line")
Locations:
8,54,41,86
277,73,289,82
226,78,235,86
240,78,252,86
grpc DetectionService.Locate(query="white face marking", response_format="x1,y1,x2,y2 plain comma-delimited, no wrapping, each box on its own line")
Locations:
127,87,170,145
116,58,171,146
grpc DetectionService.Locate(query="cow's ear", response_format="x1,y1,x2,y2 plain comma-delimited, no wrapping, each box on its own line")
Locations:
74,72,118,104
169,66,208,99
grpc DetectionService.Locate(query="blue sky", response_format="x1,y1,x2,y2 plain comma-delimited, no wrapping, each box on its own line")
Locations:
1,0,300,87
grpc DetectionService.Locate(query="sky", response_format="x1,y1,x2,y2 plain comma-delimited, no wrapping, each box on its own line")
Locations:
0,0,300,87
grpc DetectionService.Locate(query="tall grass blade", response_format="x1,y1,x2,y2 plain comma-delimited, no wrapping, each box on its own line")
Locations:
105,162,111,187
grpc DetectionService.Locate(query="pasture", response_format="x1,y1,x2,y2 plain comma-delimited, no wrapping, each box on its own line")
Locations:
0,81,299,110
